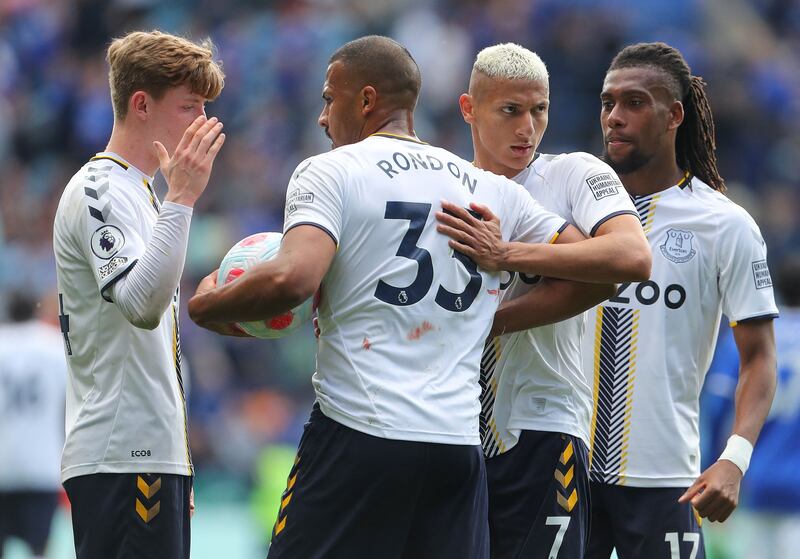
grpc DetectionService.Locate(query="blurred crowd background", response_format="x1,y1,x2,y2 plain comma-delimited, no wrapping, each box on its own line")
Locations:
0,0,798,557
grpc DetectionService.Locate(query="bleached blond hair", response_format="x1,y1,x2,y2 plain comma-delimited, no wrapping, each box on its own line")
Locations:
472,43,548,85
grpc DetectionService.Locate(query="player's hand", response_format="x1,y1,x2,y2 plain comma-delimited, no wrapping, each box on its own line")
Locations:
194,269,219,298
189,487,195,519
435,200,506,271
678,460,742,522
189,270,253,337
156,115,226,207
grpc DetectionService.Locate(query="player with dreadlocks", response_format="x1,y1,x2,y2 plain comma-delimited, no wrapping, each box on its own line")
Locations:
580,41,778,558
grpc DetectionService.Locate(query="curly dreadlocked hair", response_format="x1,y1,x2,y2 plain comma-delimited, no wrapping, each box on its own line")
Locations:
608,42,725,192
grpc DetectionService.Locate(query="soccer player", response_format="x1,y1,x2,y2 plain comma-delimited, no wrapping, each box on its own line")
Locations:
188,35,624,559
701,258,800,558
0,292,67,559
436,43,650,559
52,30,225,558
580,42,778,558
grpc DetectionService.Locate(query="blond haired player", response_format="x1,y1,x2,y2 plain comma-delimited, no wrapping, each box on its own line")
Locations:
435,43,650,558
53,30,225,558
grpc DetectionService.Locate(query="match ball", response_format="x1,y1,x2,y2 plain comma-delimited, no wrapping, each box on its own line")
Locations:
217,232,313,339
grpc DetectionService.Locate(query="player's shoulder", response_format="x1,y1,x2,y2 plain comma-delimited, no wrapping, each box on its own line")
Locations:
530,151,623,204
533,151,608,176
531,151,617,190
290,140,375,179
59,161,134,225
688,178,759,231
60,157,135,205
287,153,351,196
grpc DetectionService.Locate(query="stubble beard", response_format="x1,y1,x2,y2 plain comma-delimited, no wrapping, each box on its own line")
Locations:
602,146,652,176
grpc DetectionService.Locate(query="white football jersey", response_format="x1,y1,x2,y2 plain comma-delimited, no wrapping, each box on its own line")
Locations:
583,175,778,487
283,134,567,445
482,153,638,457
0,320,67,490
53,152,192,482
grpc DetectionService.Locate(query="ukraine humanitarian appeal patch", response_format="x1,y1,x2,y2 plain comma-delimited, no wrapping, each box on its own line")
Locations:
91,225,125,260
586,172,621,200
286,188,315,216
751,260,773,289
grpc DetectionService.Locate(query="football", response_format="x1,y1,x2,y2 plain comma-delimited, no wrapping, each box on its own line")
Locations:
216,232,313,338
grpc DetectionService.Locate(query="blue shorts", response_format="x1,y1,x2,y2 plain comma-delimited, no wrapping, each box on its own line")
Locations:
587,483,705,559
0,490,59,555
267,404,489,559
64,472,192,559
485,431,590,558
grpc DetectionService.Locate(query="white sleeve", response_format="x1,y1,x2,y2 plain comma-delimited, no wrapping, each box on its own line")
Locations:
560,153,639,237
110,202,193,329
82,186,146,296
717,208,779,325
509,183,569,244
282,155,344,245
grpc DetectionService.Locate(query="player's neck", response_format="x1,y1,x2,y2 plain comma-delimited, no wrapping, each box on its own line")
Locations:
619,155,685,197
105,123,159,177
472,152,526,180
369,110,417,141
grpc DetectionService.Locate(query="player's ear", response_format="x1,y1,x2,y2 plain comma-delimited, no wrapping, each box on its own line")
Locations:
667,99,684,131
129,91,149,121
459,93,475,124
361,86,377,115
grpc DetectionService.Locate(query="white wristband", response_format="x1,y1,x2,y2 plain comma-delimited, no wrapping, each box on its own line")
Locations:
718,434,753,475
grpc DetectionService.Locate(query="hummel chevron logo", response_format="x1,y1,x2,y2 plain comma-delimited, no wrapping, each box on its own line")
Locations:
137,475,162,498
560,441,574,465
294,160,312,180
136,499,160,523
87,165,113,173
554,464,574,489
135,475,162,523
557,488,578,512
274,457,300,537
84,180,109,199
88,200,111,223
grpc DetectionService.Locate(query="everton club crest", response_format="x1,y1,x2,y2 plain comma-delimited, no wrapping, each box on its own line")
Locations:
660,228,696,263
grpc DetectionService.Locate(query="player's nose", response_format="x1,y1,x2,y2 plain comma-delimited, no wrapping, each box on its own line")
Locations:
606,103,625,128
516,113,535,138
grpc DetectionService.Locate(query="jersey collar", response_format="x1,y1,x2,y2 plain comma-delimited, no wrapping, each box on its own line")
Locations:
91,152,159,212
677,170,692,189
91,152,156,185
630,170,694,202
370,132,428,145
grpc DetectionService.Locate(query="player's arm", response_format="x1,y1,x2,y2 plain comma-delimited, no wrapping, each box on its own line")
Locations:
188,225,335,329
490,278,616,337
436,201,650,283
679,319,776,522
107,116,225,329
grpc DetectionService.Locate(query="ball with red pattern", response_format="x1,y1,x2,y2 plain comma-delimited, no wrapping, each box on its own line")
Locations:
216,232,313,339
